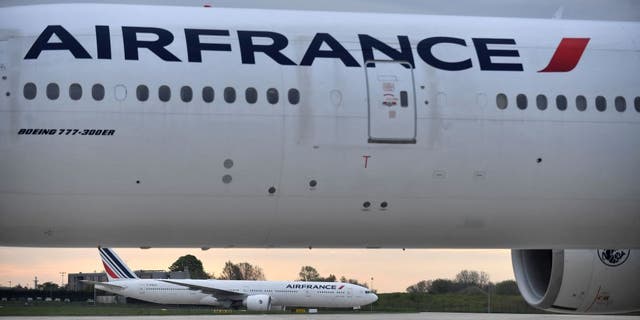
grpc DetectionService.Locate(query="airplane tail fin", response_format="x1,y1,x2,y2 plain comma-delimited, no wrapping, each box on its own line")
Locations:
98,247,138,281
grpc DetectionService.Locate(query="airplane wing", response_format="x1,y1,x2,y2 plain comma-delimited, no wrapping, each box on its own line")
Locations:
80,280,127,290
159,280,244,299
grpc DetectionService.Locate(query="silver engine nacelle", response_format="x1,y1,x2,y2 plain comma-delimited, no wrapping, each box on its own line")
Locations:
243,294,271,311
512,249,640,314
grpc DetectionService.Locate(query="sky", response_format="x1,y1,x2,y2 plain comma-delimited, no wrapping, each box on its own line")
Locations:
0,248,514,293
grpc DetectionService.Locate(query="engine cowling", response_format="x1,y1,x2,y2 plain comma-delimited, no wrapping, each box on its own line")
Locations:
198,296,221,306
243,294,271,311
512,249,640,314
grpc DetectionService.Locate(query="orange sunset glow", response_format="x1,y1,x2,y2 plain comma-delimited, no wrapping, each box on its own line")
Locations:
0,248,514,292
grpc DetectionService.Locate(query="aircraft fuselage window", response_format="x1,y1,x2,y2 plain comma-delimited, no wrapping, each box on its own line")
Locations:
595,96,606,112
615,96,626,112
496,93,507,109
181,86,193,103
246,87,257,104
92,84,105,101
159,85,171,102
516,94,527,110
267,88,279,104
556,95,567,111
224,87,236,103
136,85,149,101
46,83,59,100
536,94,547,110
69,83,82,100
576,95,587,111
202,86,214,103
28,82,635,119
23,82,37,100
288,88,300,105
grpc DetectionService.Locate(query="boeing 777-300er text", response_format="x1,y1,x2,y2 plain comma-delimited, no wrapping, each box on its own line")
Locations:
83,247,377,310
0,3,639,314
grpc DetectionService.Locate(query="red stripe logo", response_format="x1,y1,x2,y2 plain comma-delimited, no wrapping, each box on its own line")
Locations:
538,38,590,72
102,261,119,279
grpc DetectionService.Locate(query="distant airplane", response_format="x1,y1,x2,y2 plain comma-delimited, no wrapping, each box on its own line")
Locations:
83,247,377,310
0,3,639,315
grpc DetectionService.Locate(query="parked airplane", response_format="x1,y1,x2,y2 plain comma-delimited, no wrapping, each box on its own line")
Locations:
84,247,377,310
0,3,639,314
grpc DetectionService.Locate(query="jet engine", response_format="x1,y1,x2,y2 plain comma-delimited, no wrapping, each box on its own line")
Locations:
243,294,272,311
198,296,221,306
511,249,639,314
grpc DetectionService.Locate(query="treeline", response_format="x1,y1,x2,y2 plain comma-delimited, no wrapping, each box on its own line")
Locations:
405,270,520,295
168,255,266,280
368,270,536,313
169,255,368,286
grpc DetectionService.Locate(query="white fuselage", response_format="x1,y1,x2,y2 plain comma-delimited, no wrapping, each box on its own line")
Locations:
0,4,639,248
96,279,376,308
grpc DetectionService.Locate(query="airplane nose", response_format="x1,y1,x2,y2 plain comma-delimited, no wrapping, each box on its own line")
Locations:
371,293,378,303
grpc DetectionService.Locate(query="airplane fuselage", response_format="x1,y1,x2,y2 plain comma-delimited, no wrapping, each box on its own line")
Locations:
0,4,639,248
96,279,375,308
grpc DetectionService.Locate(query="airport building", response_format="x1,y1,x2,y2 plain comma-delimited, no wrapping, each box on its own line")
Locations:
68,269,190,291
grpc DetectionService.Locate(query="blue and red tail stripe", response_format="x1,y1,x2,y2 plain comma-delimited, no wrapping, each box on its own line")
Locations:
98,247,138,281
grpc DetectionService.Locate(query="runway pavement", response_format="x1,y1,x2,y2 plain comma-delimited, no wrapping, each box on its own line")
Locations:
3,313,640,320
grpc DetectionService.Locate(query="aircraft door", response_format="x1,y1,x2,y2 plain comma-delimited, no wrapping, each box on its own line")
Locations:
366,60,416,144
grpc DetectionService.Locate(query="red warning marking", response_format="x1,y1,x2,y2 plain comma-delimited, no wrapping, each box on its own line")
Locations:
538,38,590,72
362,155,371,168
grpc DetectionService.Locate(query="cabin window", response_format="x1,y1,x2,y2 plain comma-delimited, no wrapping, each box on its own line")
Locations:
536,94,547,110
516,94,527,110
595,96,606,112
576,95,587,111
496,93,507,109
159,85,171,102
267,88,279,104
614,96,626,112
635,97,640,113
202,87,214,103
245,87,257,104
69,83,82,100
23,82,37,100
46,83,59,100
92,84,105,101
136,85,149,101
288,88,300,105
224,87,236,103
181,86,193,103
556,95,567,111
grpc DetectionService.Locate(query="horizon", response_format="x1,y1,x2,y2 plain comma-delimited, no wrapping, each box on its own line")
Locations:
0,248,514,293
